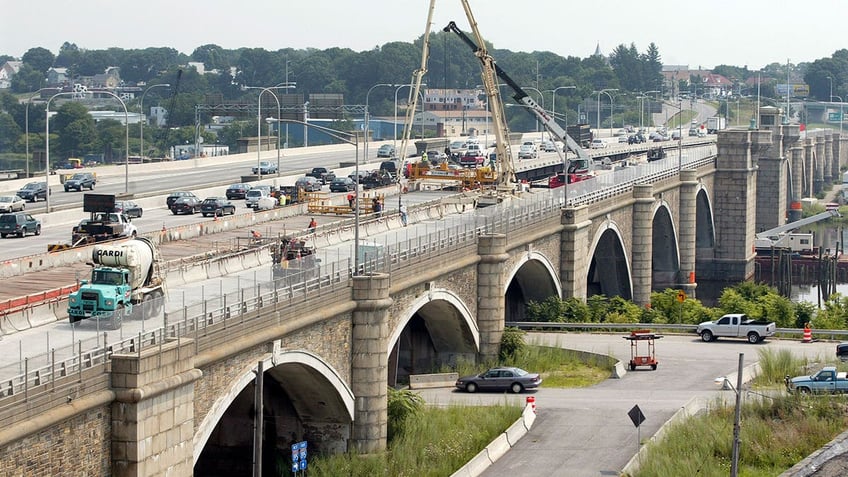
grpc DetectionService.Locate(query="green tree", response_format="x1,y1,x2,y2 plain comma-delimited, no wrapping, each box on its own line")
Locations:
53,102,96,159
22,47,55,74
10,64,44,93
0,111,22,151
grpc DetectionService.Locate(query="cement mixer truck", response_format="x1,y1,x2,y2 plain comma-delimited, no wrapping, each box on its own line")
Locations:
67,237,165,329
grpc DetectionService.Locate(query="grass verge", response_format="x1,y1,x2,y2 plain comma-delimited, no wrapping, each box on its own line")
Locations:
307,403,521,477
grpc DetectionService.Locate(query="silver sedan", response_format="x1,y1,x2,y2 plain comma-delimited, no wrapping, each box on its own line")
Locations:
0,195,25,213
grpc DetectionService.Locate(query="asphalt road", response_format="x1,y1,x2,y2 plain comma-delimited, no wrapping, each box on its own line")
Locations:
415,332,837,477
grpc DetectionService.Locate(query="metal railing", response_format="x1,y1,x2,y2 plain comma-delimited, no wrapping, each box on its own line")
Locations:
0,144,719,404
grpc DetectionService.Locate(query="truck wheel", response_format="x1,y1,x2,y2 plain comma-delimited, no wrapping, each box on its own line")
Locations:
34,225,41,236
747,332,761,344
700,330,714,342
89,183,95,190
109,305,124,330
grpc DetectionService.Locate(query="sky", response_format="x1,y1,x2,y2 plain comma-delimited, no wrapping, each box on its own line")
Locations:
3,0,847,71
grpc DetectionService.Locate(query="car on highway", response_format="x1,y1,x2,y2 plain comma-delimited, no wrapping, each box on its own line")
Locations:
540,141,558,152
16,182,49,202
0,212,41,238
590,139,607,149
377,144,396,158
361,170,394,190
252,161,278,175
329,176,356,192
63,172,96,192
170,196,202,215
166,191,199,208
0,195,25,213
518,143,538,159
244,188,271,208
459,150,485,167
225,183,252,200
114,200,143,218
455,366,542,394
426,150,447,162
295,176,322,192
200,197,236,217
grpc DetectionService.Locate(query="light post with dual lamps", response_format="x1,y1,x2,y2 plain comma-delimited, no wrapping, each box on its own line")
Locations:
638,90,660,131
546,86,576,133
832,95,844,139
393,84,426,154
596,88,618,137
139,83,170,160
46,90,130,210
365,83,398,159
243,86,281,178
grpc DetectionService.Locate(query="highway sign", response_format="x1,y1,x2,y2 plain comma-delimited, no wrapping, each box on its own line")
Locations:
627,405,646,427
829,112,843,122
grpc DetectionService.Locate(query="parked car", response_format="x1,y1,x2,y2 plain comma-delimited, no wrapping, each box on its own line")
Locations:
252,161,278,175
200,197,236,217
17,182,49,202
225,183,252,200
0,195,25,213
170,196,202,215
329,176,356,192
377,144,396,158
306,167,336,184
361,170,394,189
426,150,447,162
459,150,485,167
590,139,607,149
244,188,270,208
114,200,143,218
696,313,776,343
838,342,848,362
63,172,96,192
295,176,323,192
379,160,399,179
618,136,629,143
166,191,199,208
455,367,542,394
0,212,41,238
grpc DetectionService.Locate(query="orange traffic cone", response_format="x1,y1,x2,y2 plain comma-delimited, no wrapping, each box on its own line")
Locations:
802,323,812,343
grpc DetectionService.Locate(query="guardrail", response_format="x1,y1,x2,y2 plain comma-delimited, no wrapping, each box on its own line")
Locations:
0,144,720,404
505,321,848,340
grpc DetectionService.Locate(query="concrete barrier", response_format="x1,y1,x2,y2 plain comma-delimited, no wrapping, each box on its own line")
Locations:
27,303,62,328
483,433,510,463
408,372,458,390
503,418,528,446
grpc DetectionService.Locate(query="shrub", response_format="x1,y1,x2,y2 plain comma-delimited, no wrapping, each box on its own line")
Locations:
499,327,526,361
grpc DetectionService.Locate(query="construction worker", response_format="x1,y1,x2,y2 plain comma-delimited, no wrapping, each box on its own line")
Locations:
399,203,408,227
307,218,317,233
421,151,429,166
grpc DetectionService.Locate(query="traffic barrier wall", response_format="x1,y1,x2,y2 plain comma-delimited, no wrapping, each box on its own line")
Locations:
408,372,458,389
483,433,510,463
27,303,62,328
1,310,32,335
451,448,491,477
503,418,528,446
181,264,209,284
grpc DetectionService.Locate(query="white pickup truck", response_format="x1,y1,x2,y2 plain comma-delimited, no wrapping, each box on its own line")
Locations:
696,313,776,344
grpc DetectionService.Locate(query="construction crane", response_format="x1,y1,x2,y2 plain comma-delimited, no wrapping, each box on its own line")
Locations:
444,2,516,199
445,7,592,180
396,0,435,172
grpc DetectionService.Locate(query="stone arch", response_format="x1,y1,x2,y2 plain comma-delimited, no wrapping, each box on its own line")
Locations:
695,186,716,252
194,350,354,465
586,220,633,299
388,289,478,384
651,202,680,290
504,251,562,321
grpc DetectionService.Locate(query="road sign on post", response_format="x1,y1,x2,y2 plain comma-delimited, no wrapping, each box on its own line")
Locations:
628,404,647,457
677,290,686,303
829,112,843,122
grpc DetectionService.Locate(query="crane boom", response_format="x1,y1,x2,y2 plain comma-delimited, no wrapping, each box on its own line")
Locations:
397,0,436,165
444,15,591,175
444,8,515,192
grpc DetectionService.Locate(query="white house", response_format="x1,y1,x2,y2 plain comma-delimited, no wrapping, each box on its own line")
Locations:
0,61,22,89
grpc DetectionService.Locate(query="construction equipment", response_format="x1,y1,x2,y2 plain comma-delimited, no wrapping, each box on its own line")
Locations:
270,236,321,285
755,209,840,254
623,329,663,371
444,3,517,205
67,237,165,329
445,9,592,182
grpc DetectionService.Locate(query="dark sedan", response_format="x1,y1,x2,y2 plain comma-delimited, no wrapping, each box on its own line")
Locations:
170,196,202,215
226,183,252,200
329,177,356,192
455,367,542,394
114,200,143,218
201,197,236,217
166,191,198,208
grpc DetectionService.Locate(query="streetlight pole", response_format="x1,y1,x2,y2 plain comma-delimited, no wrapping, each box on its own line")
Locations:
547,86,576,133
638,90,660,131
730,353,744,477
677,98,683,173
523,86,545,140
139,83,170,160
245,86,281,178
365,83,398,160
834,95,844,139
596,89,618,137
25,89,48,178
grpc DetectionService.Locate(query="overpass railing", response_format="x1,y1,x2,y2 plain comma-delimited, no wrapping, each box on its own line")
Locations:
0,145,719,404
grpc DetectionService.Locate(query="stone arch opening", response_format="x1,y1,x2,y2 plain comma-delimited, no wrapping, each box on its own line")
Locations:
695,188,716,257
651,204,680,290
194,351,353,475
388,290,478,386
504,252,561,321
587,225,632,299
